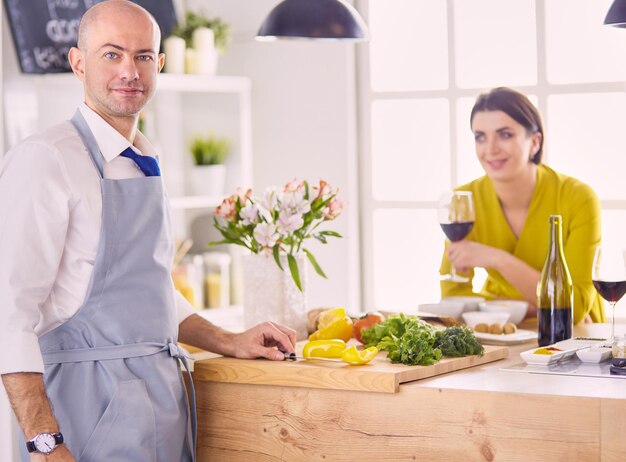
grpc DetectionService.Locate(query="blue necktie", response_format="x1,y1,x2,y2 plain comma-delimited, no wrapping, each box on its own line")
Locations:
119,147,161,177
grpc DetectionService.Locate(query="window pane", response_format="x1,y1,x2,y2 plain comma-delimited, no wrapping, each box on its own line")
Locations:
455,97,485,186
454,0,537,88
546,0,626,84
372,209,443,309
371,99,450,201
547,93,626,200
369,0,448,91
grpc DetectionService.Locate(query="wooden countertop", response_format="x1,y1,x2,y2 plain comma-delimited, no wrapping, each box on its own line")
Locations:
190,318,626,461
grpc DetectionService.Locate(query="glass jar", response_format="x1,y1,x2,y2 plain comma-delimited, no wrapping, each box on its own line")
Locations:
612,335,626,359
172,254,204,309
203,252,231,308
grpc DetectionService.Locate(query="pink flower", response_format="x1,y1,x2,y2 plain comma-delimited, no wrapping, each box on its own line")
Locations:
313,179,333,200
231,187,252,204
323,199,344,220
214,197,236,220
284,178,304,193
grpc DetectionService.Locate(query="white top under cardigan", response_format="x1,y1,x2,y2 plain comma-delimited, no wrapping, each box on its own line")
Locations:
0,103,195,374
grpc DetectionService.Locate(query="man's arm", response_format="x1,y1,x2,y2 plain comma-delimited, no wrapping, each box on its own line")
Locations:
1,373,75,461
178,313,296,361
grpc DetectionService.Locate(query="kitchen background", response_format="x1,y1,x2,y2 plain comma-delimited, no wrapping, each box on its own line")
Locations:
1,0,626,459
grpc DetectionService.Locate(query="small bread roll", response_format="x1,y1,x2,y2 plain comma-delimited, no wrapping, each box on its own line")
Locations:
474,323,489,333
503,322,517,334
488,323,503,335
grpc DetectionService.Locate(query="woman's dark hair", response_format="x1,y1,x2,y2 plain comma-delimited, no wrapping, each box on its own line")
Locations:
470,87,544,164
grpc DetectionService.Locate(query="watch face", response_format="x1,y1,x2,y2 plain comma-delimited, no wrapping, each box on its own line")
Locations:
34,433,56,454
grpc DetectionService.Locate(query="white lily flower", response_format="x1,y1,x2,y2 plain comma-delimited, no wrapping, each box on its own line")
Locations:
253,222,279,248
282,190,311,215
240,203,259,225
276,210,304,234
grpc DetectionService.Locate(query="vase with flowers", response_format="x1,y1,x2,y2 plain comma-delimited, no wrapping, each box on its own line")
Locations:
211,179,344,339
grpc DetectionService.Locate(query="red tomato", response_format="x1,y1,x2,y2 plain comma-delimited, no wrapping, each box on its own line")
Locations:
353,312,385,344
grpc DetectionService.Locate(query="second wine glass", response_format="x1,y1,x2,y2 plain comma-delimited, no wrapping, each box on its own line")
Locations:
438,191,475,282
592,245,626,342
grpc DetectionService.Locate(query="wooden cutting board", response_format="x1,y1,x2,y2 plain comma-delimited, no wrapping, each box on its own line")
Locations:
193,343,508,394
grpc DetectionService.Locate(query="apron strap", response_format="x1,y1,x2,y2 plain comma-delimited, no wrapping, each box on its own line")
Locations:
70,110,106,178
43,341,197,448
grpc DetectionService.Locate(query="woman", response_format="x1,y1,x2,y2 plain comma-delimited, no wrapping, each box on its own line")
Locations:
440,87,604,324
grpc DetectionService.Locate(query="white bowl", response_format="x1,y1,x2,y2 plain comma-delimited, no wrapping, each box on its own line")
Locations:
479,300,528,325
462,311,510,329
418,302,465,321
441,296,485,313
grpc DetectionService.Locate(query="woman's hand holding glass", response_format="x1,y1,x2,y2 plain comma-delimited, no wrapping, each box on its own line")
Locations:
438,191,475,282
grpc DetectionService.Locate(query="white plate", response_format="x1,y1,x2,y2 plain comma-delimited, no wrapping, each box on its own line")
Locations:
474,329,536,345
575,347,612,363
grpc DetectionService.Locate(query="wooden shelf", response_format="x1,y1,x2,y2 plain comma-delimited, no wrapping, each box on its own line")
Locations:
25,73,251,94
169,195,222,210
157,74,251,93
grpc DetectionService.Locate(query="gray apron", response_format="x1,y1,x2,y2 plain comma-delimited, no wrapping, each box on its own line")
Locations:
20,111,196,461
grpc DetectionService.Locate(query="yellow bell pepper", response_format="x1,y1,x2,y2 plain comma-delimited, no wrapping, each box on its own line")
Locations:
309,308,354,342
302,339,347,359
340,345,379,365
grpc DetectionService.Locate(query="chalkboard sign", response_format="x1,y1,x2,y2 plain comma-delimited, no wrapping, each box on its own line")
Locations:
3,0,177,74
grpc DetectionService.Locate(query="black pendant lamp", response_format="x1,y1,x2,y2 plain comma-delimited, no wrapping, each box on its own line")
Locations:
604,0,626,27
256,0,369,41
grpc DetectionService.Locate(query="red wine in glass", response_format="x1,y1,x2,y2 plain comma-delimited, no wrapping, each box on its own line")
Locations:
438,191,475,282
592,246,626,342
592,280,626,304
440,221,474,242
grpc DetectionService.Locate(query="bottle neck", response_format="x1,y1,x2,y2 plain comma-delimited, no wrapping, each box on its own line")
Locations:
548,216,564,259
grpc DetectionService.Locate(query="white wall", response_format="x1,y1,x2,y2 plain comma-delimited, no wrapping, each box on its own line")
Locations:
185,0,362,311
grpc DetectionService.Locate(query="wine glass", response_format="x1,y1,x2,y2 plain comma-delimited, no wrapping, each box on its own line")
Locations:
438,191,475,282
592,245,626,342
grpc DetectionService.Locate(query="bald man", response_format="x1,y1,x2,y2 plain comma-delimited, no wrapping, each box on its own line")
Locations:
0,2,295,460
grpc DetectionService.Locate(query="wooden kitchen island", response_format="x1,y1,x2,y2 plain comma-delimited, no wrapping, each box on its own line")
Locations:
190,322,626,461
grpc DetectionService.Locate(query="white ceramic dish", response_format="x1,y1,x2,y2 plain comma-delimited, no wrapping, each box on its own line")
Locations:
473,329,536,346
441,296,485,312
576,347,612,363
520,338,606,365
520,346,578,365
479,300,528,325
418,302,465,321
462,311,510,329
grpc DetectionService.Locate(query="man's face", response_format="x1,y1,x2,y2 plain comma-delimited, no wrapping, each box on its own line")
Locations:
74,7,164,120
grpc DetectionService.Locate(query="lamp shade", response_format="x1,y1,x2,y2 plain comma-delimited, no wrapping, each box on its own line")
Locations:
256,0,369,41
604,0,626,27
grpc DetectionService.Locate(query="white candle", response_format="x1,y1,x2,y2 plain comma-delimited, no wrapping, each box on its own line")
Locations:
192,27,215,52
163,36,186,74
194,48,218,75
185,48,198,74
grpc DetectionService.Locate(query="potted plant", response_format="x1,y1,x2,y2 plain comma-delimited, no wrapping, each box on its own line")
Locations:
190,134,230,197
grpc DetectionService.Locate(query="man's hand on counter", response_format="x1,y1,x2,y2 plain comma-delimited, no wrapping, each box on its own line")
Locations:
179,314,296,361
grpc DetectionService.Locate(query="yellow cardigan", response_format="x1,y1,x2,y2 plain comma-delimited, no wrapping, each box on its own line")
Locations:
440,164,605,324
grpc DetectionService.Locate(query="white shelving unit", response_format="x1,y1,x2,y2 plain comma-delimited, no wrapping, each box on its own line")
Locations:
3,72,253,237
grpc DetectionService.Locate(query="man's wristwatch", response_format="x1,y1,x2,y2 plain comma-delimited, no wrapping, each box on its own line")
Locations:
26,432,64,454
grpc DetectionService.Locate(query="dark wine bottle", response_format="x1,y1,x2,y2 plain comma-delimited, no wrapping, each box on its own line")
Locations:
536,215,573,346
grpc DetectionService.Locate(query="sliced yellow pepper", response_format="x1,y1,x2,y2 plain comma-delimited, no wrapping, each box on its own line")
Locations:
302,339,347,359
309,308,354,342
317,308,347,328
340,345,379,365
